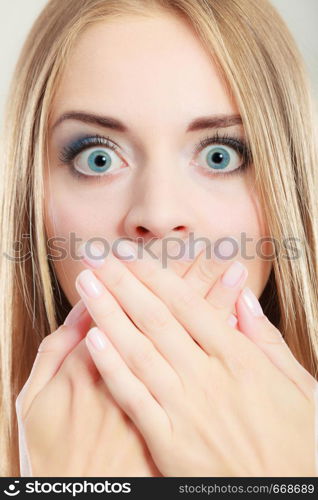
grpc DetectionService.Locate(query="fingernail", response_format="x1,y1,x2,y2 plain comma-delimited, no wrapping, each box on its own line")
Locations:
242,287,264,317
77,269,104,298
78,242,106,268
112,240,137,260
63,299,87,326
221,261,247,287
87,327,107,351
228,313,238,329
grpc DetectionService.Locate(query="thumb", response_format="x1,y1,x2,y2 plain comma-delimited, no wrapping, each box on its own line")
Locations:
16,299,92,419
236,287,316,399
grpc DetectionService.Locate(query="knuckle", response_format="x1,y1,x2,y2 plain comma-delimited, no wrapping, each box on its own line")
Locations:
208,282,238,312
139,301,171,333
227,358,248,380
123,392,146,420
107,268,127,290
130,339,156,370
100,303,119,321
37,326,66,352
175,285,201,310
222,346,252,380
60,340,91,380
37,334,54,353
209,296,227,311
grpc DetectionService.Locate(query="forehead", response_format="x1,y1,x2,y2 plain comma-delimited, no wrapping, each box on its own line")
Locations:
50,13,238,132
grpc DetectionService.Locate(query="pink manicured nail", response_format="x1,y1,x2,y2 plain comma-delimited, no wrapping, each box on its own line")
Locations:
77,269,104,298
63,299,86,326
228,313,238,328
242,287,264,317
78,242,106,268
221,261,246,287
87,327,107,351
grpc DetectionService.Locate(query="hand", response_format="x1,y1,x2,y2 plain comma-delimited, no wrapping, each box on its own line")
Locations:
76,244,317,476
15,300,160,477
15,243,229,477
16,244,236,477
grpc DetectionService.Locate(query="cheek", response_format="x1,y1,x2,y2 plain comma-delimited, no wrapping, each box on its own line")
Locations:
45,181,121,238
44,181,123,306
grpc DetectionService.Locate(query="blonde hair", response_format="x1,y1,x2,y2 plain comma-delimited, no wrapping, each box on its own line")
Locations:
1,0,317,476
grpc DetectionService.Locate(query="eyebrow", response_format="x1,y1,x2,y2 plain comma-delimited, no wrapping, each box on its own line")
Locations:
51,111,242,133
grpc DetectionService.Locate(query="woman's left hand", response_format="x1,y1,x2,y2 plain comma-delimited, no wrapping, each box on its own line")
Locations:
76,243,317,477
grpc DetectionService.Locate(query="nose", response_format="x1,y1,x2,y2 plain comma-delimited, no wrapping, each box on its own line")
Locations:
122,169,195,243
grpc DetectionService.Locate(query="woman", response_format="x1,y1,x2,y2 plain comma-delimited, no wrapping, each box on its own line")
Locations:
1,0,318,476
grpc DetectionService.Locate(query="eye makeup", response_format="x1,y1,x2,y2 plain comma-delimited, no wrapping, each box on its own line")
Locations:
57,134,125,180
57,131,252,181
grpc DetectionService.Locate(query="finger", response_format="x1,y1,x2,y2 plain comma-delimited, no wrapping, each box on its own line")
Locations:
130,243,241,331
182,248,247,324
236,287,317,399
16,300,92,417
78,244,207,371
182,243,224,296
128,242,241,332
161,239,209,277
107,247,235,355
79,242,235,357
205,261,248,320
85,326,170,446
75,269,184,406
140,244,243,330
56,336,101,385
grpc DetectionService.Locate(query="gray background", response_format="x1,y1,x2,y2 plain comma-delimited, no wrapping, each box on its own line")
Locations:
0,0,317,129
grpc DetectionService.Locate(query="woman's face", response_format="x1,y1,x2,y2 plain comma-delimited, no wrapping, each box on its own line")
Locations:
45,12,272,307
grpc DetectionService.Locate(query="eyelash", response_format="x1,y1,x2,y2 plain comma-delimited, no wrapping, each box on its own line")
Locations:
58,132,252,181
58,134,120,180
191,131,252,178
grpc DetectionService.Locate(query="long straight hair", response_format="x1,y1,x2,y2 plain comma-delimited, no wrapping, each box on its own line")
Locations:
1,0,317,476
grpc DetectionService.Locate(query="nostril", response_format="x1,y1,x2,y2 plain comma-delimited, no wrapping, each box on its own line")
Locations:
175,225,186,231
136,226,148,236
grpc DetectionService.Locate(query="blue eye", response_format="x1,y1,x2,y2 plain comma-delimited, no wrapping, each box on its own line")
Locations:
201,144,240,173
58,135,126,179
206,146,231,170
87,150,112,173
74,146,122,176
193,133,251,176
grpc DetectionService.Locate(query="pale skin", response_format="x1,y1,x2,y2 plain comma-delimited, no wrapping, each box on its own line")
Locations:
16,13,317,476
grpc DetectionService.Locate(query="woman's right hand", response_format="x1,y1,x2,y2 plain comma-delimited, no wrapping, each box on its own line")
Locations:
15,300,161,477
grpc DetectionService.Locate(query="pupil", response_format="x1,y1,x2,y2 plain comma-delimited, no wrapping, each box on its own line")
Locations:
212,152,223,164
95,154,107,167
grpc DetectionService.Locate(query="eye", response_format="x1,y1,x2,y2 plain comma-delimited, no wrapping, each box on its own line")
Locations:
199,144,240,173
192,133,251,177
58,134,127,180
74,146,122,176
